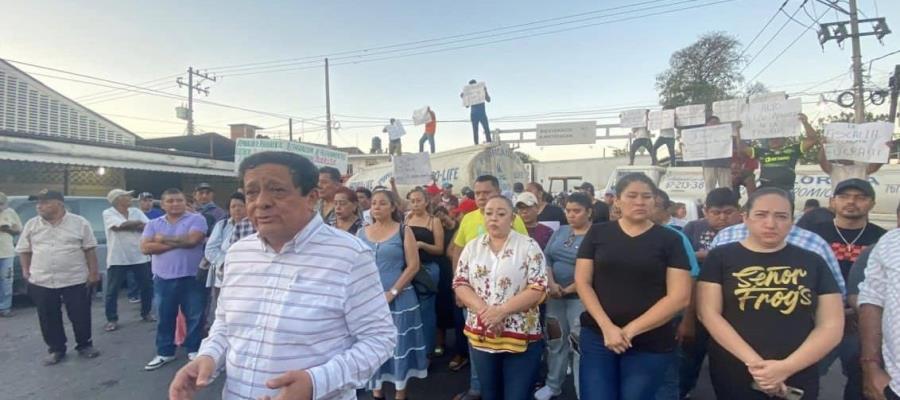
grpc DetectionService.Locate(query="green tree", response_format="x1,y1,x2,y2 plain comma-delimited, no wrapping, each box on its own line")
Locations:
656,32,746,108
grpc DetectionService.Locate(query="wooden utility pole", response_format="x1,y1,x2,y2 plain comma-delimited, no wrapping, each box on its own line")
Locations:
325,58,333,146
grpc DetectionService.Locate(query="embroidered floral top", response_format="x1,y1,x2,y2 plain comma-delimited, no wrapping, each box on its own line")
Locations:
453,231,548,353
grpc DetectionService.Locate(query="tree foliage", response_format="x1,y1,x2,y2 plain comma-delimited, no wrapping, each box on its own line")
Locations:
656,32,746,108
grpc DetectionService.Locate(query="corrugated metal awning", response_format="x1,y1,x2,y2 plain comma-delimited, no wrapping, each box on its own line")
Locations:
0,151,236,177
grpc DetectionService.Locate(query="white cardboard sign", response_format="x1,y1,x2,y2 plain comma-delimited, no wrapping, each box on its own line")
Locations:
412,107,433,125
234,138,349,174
675,104,706,127
681,124,734,162
619,109,648,128
740,98,803,140
392,152,433,185
462,82,487,107
749,91,787,103
712,99,747,123
535,121,597,146
384,121,407,140
823,122,894,164
648,109,676,131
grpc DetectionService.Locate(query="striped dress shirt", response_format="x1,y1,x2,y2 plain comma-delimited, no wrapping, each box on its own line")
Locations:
197,215,397,400
709,223,847,296
858,228,900,395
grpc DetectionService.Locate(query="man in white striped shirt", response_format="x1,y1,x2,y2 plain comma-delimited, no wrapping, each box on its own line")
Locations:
169,151,397,400
859,228,900,400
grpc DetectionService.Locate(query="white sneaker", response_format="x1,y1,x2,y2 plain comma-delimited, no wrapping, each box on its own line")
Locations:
144,355,176,371
534,385,560,400
187,352,198,361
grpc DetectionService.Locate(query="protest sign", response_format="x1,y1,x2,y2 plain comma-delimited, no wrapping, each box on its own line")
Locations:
675,104,706,127
749,91,787,103
412,107,433,125
535,121,597,146
823,122,894,164
740,98,802,140
648,109,676,131
392,152,433,185
680,124,734,162
235,138,349,174
619,109,648,128
712,99,747,123
385,121,406,140
462,82,487,107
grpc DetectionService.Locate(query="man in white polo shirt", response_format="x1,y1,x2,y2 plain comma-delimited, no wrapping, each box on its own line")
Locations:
859,228,900,400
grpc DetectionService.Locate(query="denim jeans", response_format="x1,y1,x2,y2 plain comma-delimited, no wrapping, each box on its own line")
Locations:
154,276,206,356
419,261,440,354
818,330,863,400
0,257,13,311
580,327,674,400
471,111,491,144
126,270,140,299
655,316,710,400
419,133,435,153
471,340,544,400
105,263,153,322
545,297,584,398
459,308,482,394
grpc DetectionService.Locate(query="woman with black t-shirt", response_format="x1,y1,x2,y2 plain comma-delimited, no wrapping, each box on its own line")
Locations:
526,182,567,230
574,173,692,399
697,187,844,399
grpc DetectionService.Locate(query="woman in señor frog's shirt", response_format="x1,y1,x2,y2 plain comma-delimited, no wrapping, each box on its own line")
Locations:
697,187,844,399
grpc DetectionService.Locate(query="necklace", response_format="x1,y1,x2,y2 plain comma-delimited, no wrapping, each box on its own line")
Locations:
834,221,867,252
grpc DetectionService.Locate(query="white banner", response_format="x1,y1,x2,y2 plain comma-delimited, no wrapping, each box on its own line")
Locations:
234,138,349,174
824,122,894,164
392,152,433,185
749,91,787,103
681,124,734,162
675,104,706,127
648,109,676,131
712,99,747,123
384,121,406,140
535,121,597,146
412,107,433,125
740,98,803,140
462,82,486,107
619,109,648,128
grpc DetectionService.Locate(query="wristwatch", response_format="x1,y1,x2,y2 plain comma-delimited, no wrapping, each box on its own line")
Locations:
390,288,399,296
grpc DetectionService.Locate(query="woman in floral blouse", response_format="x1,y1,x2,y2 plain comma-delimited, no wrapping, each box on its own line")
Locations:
453,196,548,400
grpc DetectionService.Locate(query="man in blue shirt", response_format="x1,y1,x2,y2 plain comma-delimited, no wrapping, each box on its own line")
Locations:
139,192,164,220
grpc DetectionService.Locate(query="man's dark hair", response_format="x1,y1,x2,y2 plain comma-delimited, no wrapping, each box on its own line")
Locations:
706,115,720,124
566,192,593,217
527,182,545,196
238,151,318,196
161,188,183,200
468,79,477,84
614,173,657,198
654,188,673,209
226,192,246,210
474,175,500,190
744,187,794,216
804,199,820,209
319,166,342,183
355,187,373,200
706,188,739,209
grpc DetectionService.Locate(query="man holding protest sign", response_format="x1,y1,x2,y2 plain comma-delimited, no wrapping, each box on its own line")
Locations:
740,113,818,194
698,116,733,194
383,118,406,156
629,126,657,166
817,121,893,192
417,107,437,153
461,80,491,145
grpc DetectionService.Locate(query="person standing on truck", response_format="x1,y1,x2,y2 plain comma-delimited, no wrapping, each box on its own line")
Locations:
742,113,818,195
419,106,437,154
701,116,733,194
817,135,890,192
629,121,657,166
462,79,492,145
383,118,406,156
653,109,678,166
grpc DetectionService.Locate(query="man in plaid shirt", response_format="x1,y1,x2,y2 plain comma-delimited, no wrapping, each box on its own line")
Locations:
230,218,256,243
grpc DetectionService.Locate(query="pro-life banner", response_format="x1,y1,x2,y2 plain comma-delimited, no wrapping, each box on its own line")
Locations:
680,124,734,162
392,152,433,185
648,109,676,131
823,122,894,164
235,138,349,174
619,109,648,128
462,82,487,107
740,98,802,140
712,99,746,123
412,107,433,125
675,104,706,127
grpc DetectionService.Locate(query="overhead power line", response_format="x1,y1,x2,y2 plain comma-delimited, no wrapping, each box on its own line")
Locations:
743,5,828,88
740,0,809,74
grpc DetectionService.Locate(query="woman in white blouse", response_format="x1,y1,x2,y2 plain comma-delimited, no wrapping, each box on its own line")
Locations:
453,196,548,400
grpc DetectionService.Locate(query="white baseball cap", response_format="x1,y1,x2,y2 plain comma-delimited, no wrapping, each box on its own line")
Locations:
107,189,134,204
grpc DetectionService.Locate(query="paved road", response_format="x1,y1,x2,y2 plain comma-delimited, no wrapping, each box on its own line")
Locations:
0,295,848,399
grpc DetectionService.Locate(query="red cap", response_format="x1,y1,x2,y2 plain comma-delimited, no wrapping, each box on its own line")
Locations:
453,198,478,216
426,184,442,196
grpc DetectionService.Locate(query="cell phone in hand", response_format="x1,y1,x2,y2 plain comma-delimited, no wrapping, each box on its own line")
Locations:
751,382,804,400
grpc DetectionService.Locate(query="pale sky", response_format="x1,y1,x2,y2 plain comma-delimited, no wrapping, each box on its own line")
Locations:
2,0,898,160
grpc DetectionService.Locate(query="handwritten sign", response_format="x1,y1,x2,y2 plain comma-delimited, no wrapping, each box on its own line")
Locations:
412,107,432,125
824,122,894,163
619,109,648,128
749,91,787,103
235,138,349,174
384,121,406,140
712,99,747,123
535,121,597,146
675,104,706,127
648,109,676,131
462,82,486,107
392,152,433,185
681,124,734,162
740,98,802,140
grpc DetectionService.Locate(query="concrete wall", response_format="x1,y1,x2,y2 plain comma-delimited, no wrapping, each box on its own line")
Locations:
532,155,652,193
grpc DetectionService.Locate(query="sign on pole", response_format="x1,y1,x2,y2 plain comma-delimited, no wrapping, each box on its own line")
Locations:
740,98,803,140
675,104,706,127
823,122,894,164
462,82,487,107
235,138,349,174
535,121,597,146
619,109,648,128
749,91,787,103
412,107,432,125
680,124,734,162
392,153,433,185
712,99,747,123
648,109,676,131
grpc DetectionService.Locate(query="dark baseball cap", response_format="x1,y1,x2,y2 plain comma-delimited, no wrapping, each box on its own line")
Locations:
194,183,214,192
138,192,154,200
578,182,595,193
29,189,64,202
834,178,875,199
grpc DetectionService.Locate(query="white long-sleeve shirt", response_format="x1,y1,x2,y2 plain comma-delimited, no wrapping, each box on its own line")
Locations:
197,215,397,399
858,228,900,395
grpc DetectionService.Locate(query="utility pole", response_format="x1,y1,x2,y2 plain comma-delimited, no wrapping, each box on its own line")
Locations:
889,64,899,123
325,58,333,146
289,118,293,141
176,67,216,135
848,0,865,123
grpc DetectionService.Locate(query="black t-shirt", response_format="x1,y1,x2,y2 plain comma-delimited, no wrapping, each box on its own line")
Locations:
753,144,802,190
577,222,691,352
807,221,886,281
538,204,568,227
699,242,840,396
591,200,610,224
795,207,835,231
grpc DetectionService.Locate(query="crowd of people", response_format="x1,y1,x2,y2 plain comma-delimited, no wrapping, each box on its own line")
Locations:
2,143,899,400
